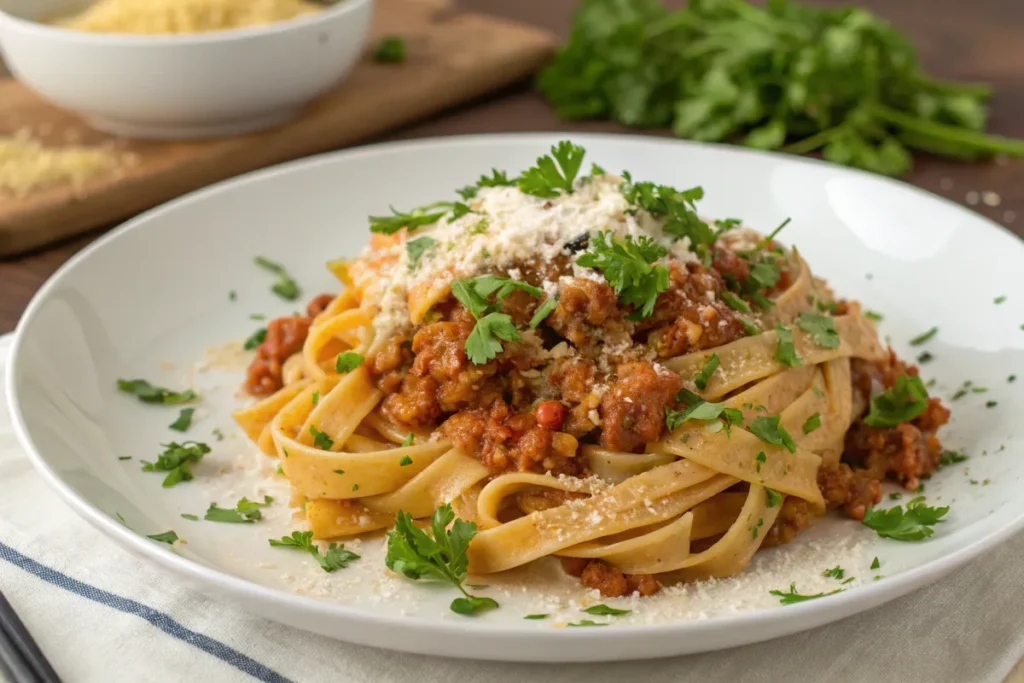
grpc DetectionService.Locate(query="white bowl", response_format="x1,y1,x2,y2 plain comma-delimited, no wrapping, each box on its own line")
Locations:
0,0,373,139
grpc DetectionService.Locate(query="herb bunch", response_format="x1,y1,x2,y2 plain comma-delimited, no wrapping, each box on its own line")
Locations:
537,0,1024,176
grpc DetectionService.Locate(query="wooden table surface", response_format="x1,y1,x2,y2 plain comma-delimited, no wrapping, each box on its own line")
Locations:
2,0,1023,333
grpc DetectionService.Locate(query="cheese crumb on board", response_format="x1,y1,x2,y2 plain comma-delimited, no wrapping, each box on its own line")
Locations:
0,129,137,198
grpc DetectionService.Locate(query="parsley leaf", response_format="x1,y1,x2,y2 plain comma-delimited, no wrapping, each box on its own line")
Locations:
748,416,797,453
802,412,822,434
721,291,751,314
576,231,668,318
524,614,549,620
529,297,558,328
243,327,266,350
336,351,365,373
517,141,586,198
774,323,802,367
373,36,406,63
766,488,783,508
623,181,712,253
864,374,929,427
147,531,178,545
769,583,841,605
909,327,939,346
795,313,840,349
694,353,720,391
117,379,198,405
870,557,881,570
369,206,447,235
822,566,845,580
169,408,195,432
399,455,413,466
465,313,520,365
938,450,968,467
458,169,515,200
141,441,210,487
205,496,273,524
254,256,300,301
310,425,334,450
406,236,437,266
385,504,498,615
861,496,949,541
582,604,631,616
270,531,360,572
400,433,415,448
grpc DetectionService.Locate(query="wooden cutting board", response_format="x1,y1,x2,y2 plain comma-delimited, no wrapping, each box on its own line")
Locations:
0,0,555,256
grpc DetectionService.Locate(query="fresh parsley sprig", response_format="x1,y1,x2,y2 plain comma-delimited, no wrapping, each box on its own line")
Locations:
748,416,797,453
537,0,1024,176
576,231,669,319
517,141,586,198
451,275,546,364
861,496,948,541
141,441,210,487
373,36,406,64
623,181,713,255
269,531,360,572
385,504,498,616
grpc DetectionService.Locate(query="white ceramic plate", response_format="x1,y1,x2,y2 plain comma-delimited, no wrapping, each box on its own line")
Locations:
8,134,1024,662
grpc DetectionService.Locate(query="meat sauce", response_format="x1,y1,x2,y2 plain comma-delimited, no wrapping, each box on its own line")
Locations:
242,244,949,598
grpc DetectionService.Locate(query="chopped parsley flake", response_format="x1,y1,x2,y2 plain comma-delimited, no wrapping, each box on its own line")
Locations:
870,557,881,570
909,327,938,346
822,566,845,580
181,514,199,521
169,408,195,432
755,451,767,473
986,400,998,408
524,614,548,620
748,416,796,453
117,379,198,405
766,488,782,508
864,310,884,321
243,327,266,350
864,374,929,428
254,256,300,301
721,291,751,313
399,455,413,466
205,496,273,524
939,450,968,467
373,36,406,63
310,426,334,450
774,323,802,367
406,236,438,266
995,295,1007,304
769,583,841,604
582,604,631,616
694,353,720,391
335,352,365,373
529,297,558,329
795,312,840,349
802,412,822,434
147,530,178,545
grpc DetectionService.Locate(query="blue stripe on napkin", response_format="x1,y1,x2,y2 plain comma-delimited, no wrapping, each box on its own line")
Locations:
0,541,293,683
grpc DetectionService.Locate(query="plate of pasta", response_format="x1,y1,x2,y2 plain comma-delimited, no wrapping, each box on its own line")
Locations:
8,134,1024,662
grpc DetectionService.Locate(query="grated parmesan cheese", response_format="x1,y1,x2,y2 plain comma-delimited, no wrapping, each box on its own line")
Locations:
0,129,137,198
56,0,322,34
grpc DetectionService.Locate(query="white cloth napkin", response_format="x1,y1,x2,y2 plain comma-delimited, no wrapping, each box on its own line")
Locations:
1,332,1023,683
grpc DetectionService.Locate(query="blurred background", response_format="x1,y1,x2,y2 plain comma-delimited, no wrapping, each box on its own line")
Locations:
1,0,1022,334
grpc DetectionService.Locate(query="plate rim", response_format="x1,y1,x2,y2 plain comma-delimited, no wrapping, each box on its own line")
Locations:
7,132,1024,661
